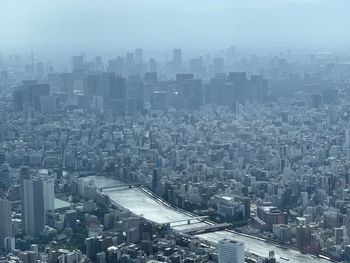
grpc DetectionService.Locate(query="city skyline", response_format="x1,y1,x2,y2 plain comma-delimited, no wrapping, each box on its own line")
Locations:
1,1,350,262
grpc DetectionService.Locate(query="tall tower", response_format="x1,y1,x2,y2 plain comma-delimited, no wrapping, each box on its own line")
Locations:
126,52,135,67
345,129,350,148
20,167,54,237
173,49,182,67
218,239,245,263
135,48,143,65
0,199,12,248
30,47,34,73
72,55,84,71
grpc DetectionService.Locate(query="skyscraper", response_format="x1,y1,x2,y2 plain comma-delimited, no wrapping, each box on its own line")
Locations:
72,55,84,71
0,199,12,248
20,167,55,237
173,49,182,67
218,239,244,263
148,58,157,72
296,225,311,252
171,48,182,74
135,48,143,65
126,52,135,67
40,96,57,114
110,76,126,101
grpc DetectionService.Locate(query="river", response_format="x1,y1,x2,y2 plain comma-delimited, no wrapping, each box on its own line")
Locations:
82,176,332,263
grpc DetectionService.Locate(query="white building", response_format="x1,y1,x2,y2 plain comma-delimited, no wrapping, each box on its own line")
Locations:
218,239,244,263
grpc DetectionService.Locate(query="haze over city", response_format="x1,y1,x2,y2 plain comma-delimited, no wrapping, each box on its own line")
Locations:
1,0,350,52
1,1,350,263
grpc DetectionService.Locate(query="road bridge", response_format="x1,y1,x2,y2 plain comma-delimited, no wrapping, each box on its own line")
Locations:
163,216,209,226
100,183,142,190
177,223,231,234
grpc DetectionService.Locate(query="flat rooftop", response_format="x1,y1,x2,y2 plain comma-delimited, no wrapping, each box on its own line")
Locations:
55,198,70,211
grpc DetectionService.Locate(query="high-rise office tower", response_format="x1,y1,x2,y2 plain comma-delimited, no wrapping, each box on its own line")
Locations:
110,76,126,101
20,167,55,237
13,81,50,112
85,237,97,260
151,91,167,110
173,49,182,66
102,72,119,105
85,74,102,102
29,84,50,111
0,199,13,248
134,48,144,75
126,52,136,75
211,58,225,74
145,72,158,84
148,58,157,72
72,55,84,71
18,250,37,263
311,94,322,109
171,48,182,73
250,75,268,103
0,70,9,83
126,52,135,67
176,74,203,110
95,56,104,71
35,62,44,79
127,78,144,112
296,225,311,252
346,208,350,237
0,163,10,185
345,129,350,149
108,56,124,75
189,57,205,76
40,96,57,114
61,73,74,94
135,48,143,65
218,239,244,263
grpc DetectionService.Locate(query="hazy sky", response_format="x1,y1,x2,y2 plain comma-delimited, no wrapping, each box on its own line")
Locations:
0,0,349,52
